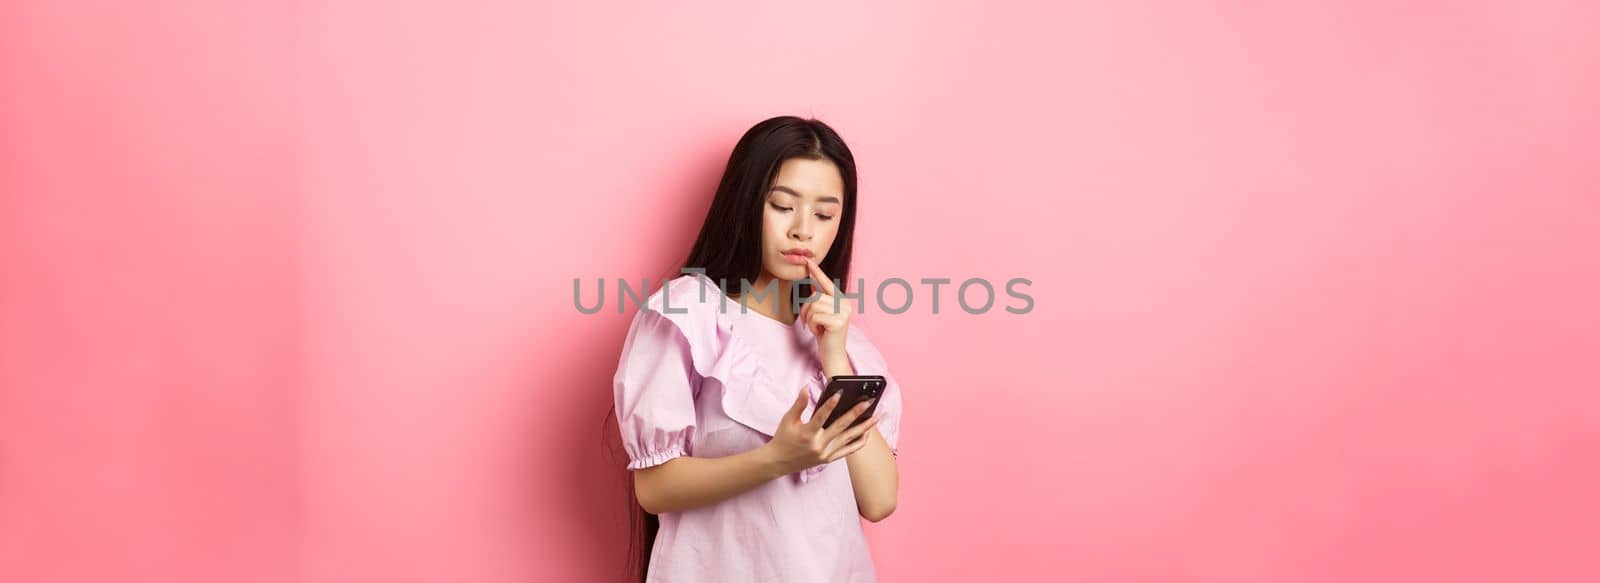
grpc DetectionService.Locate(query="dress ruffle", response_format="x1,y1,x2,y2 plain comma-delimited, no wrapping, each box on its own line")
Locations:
645,273,863,484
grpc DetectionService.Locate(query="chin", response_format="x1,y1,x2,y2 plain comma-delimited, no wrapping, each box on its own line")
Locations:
760,262,800,282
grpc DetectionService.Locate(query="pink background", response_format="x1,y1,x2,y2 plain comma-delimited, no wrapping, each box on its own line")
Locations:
4,1,1598,581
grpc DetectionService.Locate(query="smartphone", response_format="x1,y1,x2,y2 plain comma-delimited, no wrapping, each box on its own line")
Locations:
816,375,886,430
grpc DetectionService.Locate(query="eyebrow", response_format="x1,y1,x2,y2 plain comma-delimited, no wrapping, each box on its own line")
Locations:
769,185,840,204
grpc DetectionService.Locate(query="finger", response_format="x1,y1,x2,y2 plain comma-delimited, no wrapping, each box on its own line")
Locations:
822,400,872,438
827,414,880,450
814,314,832,337
811,308,837,329
809,307,832,335
785,385,809,422
827,431,873,462
806,392,844,430
804,257,838,296
833,295,851,318
812,292,835,317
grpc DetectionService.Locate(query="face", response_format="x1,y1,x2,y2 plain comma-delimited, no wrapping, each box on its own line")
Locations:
760,157,845,283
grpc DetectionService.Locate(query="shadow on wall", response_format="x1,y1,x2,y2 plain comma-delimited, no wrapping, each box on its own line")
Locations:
514,125,735,582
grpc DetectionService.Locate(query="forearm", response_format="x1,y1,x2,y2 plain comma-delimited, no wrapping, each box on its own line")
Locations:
633,445,788,515
821,347,899,522
846,427,898,521
822,358,855,381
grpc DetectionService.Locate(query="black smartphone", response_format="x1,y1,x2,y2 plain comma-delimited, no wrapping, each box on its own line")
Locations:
816,375,886,430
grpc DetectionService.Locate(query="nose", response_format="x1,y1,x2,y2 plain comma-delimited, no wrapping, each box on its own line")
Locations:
788,211,814,241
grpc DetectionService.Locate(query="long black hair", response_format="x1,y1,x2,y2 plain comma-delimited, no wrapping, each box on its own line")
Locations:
615,115,861,582
683,115,859,296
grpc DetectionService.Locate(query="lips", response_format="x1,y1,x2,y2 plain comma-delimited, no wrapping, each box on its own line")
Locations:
781,248,812,265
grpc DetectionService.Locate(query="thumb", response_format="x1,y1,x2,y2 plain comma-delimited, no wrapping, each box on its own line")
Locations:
784,384,809,421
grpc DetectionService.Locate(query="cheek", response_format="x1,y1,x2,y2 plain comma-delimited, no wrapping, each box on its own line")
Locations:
819,223,840,249
762,211,784,246
762,212,794,259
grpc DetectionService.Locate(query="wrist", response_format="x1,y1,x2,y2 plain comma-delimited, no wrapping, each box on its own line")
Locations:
822,358,854,381
820,341,847,362
755,442,794,479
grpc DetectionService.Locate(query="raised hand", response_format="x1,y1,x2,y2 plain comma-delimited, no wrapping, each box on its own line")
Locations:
799,256,852,355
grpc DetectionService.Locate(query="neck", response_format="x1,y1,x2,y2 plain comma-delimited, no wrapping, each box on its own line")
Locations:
736,272,795,324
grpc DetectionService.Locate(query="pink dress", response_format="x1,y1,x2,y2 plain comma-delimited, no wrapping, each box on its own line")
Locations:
612,273,905,582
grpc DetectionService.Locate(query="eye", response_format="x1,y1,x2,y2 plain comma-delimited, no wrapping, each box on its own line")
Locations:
815,213,835,221
769,202,793,213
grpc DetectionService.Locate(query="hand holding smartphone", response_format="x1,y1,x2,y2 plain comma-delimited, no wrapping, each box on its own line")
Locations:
816,375,886,430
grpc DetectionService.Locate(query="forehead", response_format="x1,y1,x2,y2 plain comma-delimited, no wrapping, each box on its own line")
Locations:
770,158,844,201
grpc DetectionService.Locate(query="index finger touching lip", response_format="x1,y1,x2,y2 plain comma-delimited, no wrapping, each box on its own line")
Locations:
805,257,837,295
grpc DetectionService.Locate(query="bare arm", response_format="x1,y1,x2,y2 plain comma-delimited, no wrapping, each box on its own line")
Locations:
823,358,899,522
844,426,898,521
800,257,901,523
633,385,878,515
632,445,787,515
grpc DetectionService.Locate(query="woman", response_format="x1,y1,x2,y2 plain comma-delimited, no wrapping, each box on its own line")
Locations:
611,115,905,582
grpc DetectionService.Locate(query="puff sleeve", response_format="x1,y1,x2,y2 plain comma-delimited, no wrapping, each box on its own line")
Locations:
612,307,700,470
843,324,904,459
